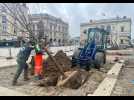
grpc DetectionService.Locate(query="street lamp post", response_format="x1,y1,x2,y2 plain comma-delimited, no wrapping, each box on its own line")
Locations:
44,34,49,47
6,42,13,59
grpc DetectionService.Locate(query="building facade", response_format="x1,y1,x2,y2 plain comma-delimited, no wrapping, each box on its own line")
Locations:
80,16,131,48
30,13,69,46
0,3,28,41
70,36,80,46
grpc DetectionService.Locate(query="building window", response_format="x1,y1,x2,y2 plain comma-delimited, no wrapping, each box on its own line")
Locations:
60,26,61,32
32,24,35,31
63,27,65,32
58,26,60,32
62,27,65,32
61,27,63,32
54,39,56,42
56,25,58,31
1,6,7,13
113,26,115,30
107,25,111,32
50,32,52,38
52,25,54,31
83,29,87,34
107,40,110,44
64,27,66,32
60,26,62,32
14,28,16,34
121,26,124,32
2,16,7,23
2,24,7,32
54,25,56,31
100,25,105,29
120,39,124,44
50,38,52,42
58,39,61,43
50,24,52,31
54,32,56,37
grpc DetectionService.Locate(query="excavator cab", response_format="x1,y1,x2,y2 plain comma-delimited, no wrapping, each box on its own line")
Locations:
84,28,109,50
72,28,109,70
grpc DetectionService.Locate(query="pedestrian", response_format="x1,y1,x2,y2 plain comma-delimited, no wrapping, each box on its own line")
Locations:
12,41,34,86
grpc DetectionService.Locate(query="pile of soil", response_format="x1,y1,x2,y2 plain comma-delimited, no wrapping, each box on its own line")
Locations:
37,50,89,89
44,50,72,77
54,50,72,68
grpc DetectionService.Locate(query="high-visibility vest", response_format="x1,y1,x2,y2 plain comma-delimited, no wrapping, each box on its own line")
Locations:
34,53,43,76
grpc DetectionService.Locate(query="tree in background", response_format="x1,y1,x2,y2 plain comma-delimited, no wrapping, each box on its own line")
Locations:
0,3,37,44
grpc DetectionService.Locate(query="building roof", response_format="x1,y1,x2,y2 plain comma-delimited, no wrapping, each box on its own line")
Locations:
30,13,68,25
81,17,131,26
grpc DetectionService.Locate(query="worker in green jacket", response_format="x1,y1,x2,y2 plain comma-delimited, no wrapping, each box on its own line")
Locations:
12,41,34,86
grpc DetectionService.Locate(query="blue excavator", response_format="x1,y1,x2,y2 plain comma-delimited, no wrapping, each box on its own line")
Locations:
71,28,109,71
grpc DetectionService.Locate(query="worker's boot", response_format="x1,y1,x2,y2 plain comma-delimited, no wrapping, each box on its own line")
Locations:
12,72,19,86
12,80,22,86
24,76,30,81
30,67,34,76
12,79,17,86
30,57,35,76
24,76,29,81
12,76,21,86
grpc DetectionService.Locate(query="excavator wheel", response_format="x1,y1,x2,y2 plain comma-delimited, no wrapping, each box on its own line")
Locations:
94,51,106,69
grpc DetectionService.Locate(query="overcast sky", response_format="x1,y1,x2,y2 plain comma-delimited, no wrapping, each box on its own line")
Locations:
27,3,134,39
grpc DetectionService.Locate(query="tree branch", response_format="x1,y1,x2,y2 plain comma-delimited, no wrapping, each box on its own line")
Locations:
1,3,37,42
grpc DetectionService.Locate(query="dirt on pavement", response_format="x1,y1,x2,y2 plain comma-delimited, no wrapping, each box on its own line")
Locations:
0,50,114,96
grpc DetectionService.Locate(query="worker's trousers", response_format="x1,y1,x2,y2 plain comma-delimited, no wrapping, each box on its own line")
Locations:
30,56,35,75
13,60,28,82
